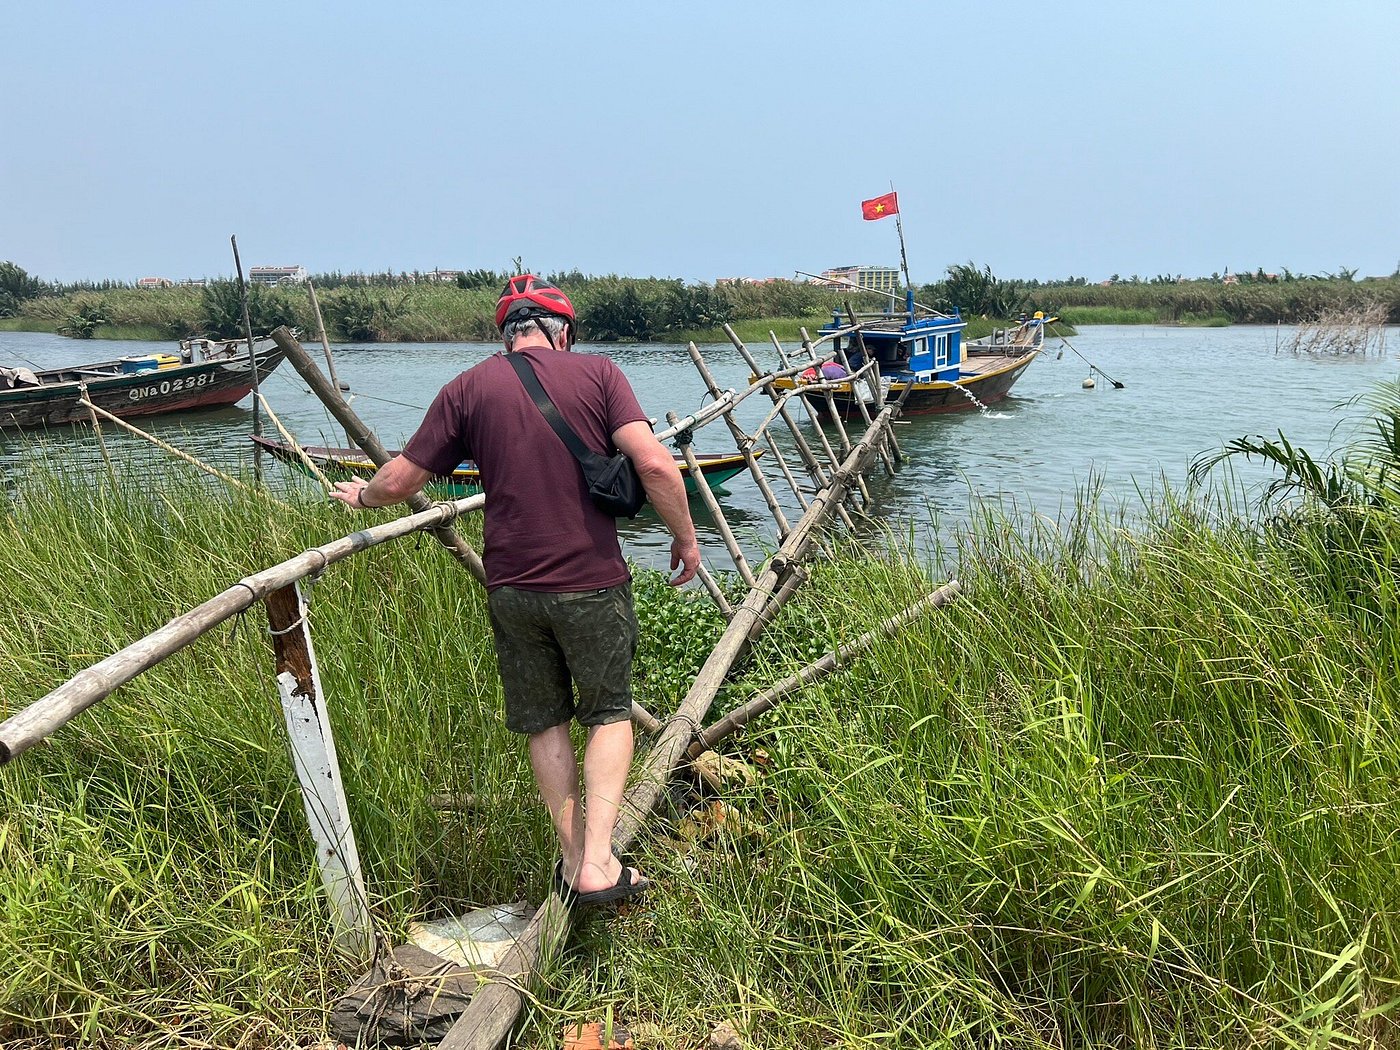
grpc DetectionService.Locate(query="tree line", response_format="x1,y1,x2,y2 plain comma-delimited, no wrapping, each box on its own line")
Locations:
4,260,1398,340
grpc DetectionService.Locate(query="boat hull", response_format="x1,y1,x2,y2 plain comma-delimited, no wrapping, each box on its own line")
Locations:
769,348,1040,416
0,347,287,430
886,352,1039,414
250,437,757,498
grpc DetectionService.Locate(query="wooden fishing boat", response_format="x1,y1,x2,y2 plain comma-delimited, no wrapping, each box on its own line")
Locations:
770,304,1049,416
250,435,761,497
0,336,287,430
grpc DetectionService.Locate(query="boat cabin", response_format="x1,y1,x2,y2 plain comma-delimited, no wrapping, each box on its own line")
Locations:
821,293,968,382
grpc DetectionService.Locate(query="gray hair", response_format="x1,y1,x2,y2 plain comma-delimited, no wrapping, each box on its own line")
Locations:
502,314,568,348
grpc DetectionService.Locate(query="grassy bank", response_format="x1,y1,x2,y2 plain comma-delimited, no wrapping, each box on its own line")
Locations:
3,410,1398,1046
0,277,1197,351
1026,276,1400,327
6,279,878,346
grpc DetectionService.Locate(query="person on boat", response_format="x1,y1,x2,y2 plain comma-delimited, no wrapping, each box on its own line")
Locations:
330,275,700,907
820,360,848,380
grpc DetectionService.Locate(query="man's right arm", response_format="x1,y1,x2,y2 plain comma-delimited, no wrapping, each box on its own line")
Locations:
612,420,700,586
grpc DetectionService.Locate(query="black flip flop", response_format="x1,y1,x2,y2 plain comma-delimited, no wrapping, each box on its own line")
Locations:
552,857,652,907
571,864,652,907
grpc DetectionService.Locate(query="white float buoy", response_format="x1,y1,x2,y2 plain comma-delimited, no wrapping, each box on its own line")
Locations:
1082,376,1096,389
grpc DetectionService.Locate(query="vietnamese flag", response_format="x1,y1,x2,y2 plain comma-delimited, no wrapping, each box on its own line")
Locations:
860,192,899,221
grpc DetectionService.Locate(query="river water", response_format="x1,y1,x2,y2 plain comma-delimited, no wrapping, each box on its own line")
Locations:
3,326,1397,572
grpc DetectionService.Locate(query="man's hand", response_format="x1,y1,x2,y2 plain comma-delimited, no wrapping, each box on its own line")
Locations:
330,475,369,509
669,535,700,586
327,456,433,511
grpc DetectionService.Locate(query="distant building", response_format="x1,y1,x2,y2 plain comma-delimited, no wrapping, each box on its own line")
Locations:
422,269,464,283
136,276,173,289
249,265,308,285
716,276,782,286
816,265,900,294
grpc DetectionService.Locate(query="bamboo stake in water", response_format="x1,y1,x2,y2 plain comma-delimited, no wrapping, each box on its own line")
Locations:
78,382,116,481
802,326,870,508
831,320,896,475
774,331,857,529
684,341,792,537
667,410,756,589
306,278,353,448
722,328,810,510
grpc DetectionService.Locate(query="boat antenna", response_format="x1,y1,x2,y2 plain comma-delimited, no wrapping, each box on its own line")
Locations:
231,234,264,485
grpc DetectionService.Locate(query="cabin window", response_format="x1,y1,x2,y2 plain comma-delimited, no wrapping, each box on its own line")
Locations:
935,334,948,367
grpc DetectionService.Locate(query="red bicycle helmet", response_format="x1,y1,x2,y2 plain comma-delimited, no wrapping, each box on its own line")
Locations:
494,274,577,330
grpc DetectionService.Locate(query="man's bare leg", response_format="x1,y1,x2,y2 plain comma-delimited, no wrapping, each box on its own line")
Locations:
528,723,585,880
574,719,643,894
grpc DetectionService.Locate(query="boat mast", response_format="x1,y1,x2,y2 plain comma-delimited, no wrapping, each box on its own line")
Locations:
891,182,912,289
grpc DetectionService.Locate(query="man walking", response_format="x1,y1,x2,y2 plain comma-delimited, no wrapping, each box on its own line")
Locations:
332,275,700,905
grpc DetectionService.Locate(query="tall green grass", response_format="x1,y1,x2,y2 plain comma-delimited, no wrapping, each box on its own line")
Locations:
2,422,1398,1046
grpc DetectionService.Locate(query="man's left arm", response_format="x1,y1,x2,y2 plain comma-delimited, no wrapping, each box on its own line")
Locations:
330,454,433,510
613,421,700,586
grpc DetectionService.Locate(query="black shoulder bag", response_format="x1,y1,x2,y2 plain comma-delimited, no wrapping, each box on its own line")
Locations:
506,353,647,518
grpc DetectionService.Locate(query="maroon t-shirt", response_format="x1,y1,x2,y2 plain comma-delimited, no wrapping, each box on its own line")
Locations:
402,348,648,592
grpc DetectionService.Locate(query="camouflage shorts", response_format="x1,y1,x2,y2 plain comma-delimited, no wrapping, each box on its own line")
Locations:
486,582,639,735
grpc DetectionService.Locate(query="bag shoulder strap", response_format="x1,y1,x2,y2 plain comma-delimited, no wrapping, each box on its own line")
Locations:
505,352,601,465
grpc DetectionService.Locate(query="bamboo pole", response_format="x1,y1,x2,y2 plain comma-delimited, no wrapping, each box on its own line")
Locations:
743,328,829,492
306,278,352,448
0,493,485,765
845,300,902,462
437,398,904,1050
687,580,962,760
722,329,809,510
683,342,791,537
652,390,737,443
305,278,348,397
742,563,807,647
801,326,870,508
78,398,271,500
230,235,263,484
78,382,116,480
776,331,854,528
269,327,488,586
630,701,662,737
694,563,735,618
667,410,755,589
831,325,895,475
256,393,333,492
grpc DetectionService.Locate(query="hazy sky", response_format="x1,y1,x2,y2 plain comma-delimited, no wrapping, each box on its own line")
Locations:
4,1,1398,285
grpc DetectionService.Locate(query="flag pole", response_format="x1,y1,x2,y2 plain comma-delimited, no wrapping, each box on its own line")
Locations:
891,181,912,292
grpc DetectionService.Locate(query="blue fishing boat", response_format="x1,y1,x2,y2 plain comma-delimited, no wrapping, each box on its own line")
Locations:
770,300,1047,415
771,188,1047,414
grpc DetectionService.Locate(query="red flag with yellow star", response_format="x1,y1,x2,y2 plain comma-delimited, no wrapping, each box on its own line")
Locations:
860,192,899,221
